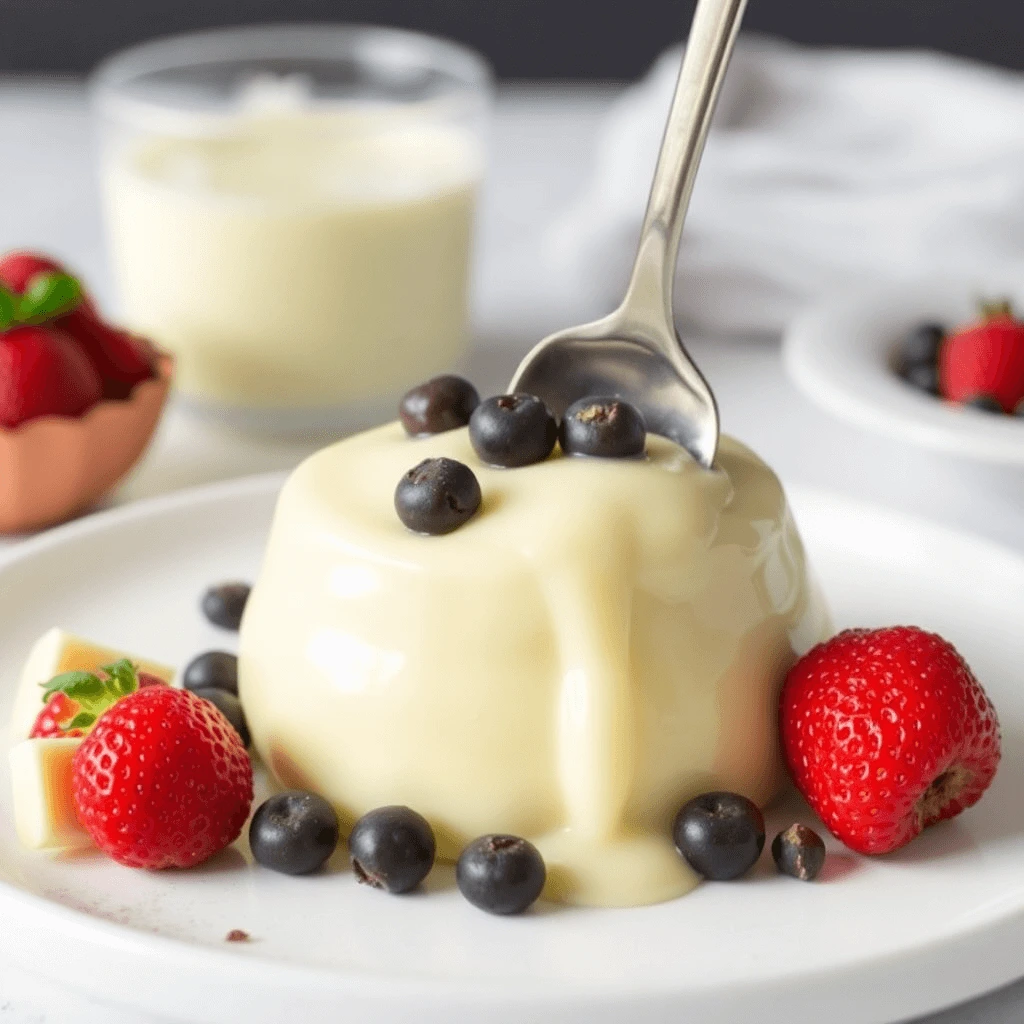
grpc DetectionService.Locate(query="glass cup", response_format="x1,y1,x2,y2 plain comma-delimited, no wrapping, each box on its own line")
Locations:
91,25,492,430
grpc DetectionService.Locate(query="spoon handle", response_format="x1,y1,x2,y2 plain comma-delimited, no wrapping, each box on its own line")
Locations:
620,0,748,335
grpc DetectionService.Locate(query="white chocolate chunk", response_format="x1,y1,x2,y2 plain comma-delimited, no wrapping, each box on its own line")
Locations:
9,738,90,850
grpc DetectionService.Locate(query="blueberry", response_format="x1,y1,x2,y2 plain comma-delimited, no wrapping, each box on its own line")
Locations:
201,582,251,631
559,396,646,458
192,687,250,747
897,323,945,369
771,823,826,882
394,457,481,535
399,375,480,437
964,394,1005,414
673,791,765,881
348,806,436,894
182,650,238,695
249,791,340,875
468,394,558,468
456,834,546,915
900,360,939,396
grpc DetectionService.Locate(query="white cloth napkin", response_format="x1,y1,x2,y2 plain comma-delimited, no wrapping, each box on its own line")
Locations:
546,37,1024,335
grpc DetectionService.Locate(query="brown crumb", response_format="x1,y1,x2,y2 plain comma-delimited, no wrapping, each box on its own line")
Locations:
225,929,250,943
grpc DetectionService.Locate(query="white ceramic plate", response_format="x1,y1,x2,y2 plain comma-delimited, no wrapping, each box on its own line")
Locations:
0,474,1022,1024
783,284,1024,465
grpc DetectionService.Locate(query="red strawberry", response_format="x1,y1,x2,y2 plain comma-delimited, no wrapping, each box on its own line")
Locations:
0,325,103,427
58,308,154,399
780,626,1000,855
0,250,152,398
30,692,85,739
0,251,63,292
939,301,1024,413
72,687,253,869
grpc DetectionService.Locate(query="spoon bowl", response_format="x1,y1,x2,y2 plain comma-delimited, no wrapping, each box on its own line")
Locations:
510,314,719,464
509,0,747,469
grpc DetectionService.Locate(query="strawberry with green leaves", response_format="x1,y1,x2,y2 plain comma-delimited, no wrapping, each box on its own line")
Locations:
29,659,163,738
0,262,103,428
0,250,155,417
938,300,1024,413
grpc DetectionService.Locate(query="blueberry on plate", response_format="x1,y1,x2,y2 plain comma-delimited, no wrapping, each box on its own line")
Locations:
468,394,558,468
456,834,546,915
964,393,1005,414
394,457,481,535
250,791,340,876
673,791,765,881
559,396,646,458
900,360,940,396
192,687,250,747
898,323,945,370
771,823,826,882
399,375,480,437
201,582,251,631
182,650,238,695
348,805,436,894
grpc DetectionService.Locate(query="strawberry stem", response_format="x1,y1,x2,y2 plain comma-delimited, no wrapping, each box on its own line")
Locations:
16,271,83,325
40,659,140,722
979,298,1014,321
0,272,83,333
0,286,16,331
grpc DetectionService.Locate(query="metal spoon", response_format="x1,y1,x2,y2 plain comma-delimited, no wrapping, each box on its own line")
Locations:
509,0,748,469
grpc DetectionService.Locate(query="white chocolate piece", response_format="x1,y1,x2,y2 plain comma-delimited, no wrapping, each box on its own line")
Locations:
10,628,175,743
9,738,89,849
240,424,831,906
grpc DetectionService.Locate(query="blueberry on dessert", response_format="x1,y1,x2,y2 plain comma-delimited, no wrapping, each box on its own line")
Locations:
456,834,546,915
201,582,251,631
673,791,765,881
182,650,238,695
395,457,481,535
191,687,250,747
249,791,340,875
399,375,480,437
559,396,646,458
468,394,558,467
348,805,436,894
771,823,826,881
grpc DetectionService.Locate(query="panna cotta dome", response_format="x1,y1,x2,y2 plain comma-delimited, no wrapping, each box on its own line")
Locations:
238,421,830,907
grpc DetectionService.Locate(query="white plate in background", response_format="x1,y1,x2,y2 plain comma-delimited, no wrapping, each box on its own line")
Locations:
783,284,1024,464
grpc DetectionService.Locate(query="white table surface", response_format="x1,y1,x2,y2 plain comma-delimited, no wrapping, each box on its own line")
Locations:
0,78,1022,1024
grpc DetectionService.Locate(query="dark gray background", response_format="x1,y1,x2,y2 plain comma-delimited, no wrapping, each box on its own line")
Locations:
1,0,1022,79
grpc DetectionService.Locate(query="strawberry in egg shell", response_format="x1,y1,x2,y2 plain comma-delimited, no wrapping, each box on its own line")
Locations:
0,250,155,410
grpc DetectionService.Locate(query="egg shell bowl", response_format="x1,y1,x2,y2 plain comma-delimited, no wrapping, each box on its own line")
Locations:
0,355,172,533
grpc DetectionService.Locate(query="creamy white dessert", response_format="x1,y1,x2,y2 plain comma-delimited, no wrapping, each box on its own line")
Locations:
239,423,830,906
103,113,480,410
